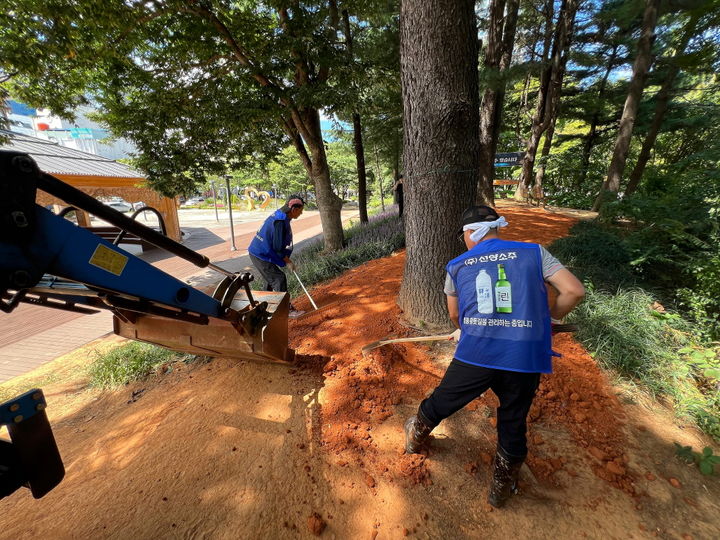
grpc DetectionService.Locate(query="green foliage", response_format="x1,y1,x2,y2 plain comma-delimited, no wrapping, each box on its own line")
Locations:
677,346,720,382
267,146,313,199
674,443,720,475
599,190,720,340
568,287,720,439
554,204,720,438
88,342,195,389
1,1,395,201
548,221,635,289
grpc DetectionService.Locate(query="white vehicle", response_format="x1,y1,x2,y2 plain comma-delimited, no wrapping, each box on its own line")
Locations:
104,200,132,213
182,197,205,207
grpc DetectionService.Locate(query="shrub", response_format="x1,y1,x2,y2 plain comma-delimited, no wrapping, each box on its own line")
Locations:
598,192,720,339
569,287,720,440
548,220,635,290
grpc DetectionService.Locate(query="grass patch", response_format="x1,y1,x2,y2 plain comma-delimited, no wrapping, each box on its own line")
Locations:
88,342,200,389
568,285,720,440
551,220,720,440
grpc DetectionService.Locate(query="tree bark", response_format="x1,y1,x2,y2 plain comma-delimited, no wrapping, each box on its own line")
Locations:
532,115,556,205
478,0,520,206
294,108,345,251
624,14,698,197
375,145,386,212
515,0,577,202
399,0,480,327
342,9,369,223
351,112,369,223
592,0,660,211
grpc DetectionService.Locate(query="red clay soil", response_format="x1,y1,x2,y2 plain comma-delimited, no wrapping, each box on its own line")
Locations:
2,204,718,539
290,206,634,493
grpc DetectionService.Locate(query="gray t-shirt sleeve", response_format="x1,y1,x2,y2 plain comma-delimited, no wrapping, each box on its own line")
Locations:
443,246,565,296
540,245,565,279
444,272,457,296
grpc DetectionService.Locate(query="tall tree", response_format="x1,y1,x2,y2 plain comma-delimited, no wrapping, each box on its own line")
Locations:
515,0,579,201
624,10,701,196
477,0,521,205
332,4,402,217
593,0,661,211
1,1,390,252
340,8,369,223
398,0,479,326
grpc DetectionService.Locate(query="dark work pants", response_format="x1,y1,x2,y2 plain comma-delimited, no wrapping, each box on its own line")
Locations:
419,359,541,458
249,253,287,292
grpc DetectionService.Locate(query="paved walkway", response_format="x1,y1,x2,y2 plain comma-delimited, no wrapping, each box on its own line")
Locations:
0,210,357,383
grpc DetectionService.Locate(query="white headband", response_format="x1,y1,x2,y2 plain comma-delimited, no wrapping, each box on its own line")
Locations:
463,216,508,242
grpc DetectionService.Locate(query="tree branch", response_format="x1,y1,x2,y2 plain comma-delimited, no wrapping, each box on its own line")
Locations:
183,0,286,96
280,115,313,174
279,7,311,86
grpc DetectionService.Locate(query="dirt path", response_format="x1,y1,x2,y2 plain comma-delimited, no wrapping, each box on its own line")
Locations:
1,205,718,539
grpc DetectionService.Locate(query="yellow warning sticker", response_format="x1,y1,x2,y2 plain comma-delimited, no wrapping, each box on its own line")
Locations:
89,244,128,276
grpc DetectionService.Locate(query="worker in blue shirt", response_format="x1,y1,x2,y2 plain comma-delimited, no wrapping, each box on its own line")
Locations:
404,205,585,508
248,195,305,317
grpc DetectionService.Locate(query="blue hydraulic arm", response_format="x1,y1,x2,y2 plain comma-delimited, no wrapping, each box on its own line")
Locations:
0,150,267,323
3,205,223,317
0,151,293,501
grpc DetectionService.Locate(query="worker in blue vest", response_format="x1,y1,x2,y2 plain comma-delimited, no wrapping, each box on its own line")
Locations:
404,205,585,508
248,195,305,317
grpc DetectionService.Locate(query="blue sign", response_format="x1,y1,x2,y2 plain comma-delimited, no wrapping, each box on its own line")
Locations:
494,152,525,167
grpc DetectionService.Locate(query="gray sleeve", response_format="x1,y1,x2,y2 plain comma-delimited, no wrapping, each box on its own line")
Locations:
444,272,457,296
540,246,565,279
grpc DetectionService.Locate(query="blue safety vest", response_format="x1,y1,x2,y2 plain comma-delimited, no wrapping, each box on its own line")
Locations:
248,210,293,267
446,238,555,373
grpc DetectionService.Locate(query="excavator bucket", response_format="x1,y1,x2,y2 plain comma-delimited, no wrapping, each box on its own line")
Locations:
113,290,294,363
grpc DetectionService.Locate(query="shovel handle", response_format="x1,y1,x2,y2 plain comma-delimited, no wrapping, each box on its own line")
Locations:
361,333,455,355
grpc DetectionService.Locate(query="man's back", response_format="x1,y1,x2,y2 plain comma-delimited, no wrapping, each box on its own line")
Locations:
446,238,553,373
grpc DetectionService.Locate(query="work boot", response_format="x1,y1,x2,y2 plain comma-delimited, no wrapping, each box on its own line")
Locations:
404,414,433,454
487,447,525,508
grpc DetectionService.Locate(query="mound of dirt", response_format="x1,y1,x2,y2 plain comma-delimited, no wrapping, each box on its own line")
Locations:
2,205,718,539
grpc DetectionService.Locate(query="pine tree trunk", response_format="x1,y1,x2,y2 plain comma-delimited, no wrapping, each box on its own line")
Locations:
478,0,506,204
399,0,480,327
624,14,697,197
352,112,369,223
341,9,369,223
515,0,577,202
622,68,675,198
514,0,555,201
532,115,556,205
300,109,345,251
375,145,386,212
478,0,520,206
592,0,660,211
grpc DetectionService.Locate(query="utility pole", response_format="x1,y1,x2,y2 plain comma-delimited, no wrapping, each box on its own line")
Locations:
225,175,237,251
210,181,219,222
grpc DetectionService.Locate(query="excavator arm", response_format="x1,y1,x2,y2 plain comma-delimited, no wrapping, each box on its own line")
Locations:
0,150,294,499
